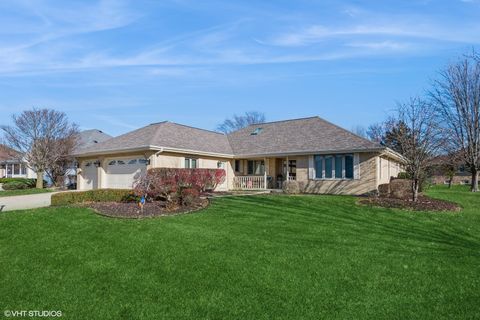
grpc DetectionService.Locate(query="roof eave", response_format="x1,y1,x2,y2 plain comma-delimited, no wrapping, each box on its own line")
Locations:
233,147,386,158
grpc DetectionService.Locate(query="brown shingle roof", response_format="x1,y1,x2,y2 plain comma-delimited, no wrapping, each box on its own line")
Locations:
227,116,382,156
75,122,233,156
0,144,20,161
74,116,383,157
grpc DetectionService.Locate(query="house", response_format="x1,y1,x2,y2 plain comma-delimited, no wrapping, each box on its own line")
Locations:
65,129,112,188
73,116,405,195
0,145,36,179
429,154,471,186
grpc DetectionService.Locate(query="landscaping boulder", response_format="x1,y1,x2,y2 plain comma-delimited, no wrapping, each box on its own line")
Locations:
378,183,390,198
390,179,413,199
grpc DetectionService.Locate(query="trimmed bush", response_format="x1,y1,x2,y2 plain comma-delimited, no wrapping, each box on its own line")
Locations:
282,181,304,194
51,189,135,206
133,168,226,205
2,181,31,190
397,172,410,179
0,178,46,189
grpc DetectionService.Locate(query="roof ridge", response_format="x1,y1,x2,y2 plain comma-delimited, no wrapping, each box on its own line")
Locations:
166,121,227,135
245,116,319,127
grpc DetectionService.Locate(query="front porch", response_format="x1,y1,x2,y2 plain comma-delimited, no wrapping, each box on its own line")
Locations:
232,157,297,190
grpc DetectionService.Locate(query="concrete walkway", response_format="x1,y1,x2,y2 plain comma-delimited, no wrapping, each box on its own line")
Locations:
0,192,59,212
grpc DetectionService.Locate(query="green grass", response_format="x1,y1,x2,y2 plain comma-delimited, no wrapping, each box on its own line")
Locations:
0,186,479,320
0,188,53,197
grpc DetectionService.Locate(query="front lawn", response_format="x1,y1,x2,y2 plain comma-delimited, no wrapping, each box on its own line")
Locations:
0,188,53,197
0,186,479,319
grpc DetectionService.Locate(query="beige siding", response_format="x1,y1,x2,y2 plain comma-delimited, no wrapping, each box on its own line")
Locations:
153,152,233,191
378,156,402,185
300,153,378,195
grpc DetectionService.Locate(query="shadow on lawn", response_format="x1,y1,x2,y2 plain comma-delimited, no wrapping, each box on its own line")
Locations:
212,195,480,257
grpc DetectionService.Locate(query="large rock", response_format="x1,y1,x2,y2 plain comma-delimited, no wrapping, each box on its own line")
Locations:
390,179,413,199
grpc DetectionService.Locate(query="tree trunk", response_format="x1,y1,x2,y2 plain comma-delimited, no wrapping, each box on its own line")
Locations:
448,179,452,189
472,169,479,192
412,179,419,202
36,170,44,189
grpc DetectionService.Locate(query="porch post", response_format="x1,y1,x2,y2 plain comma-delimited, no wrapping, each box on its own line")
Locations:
286,156,289,181
264,157,267,189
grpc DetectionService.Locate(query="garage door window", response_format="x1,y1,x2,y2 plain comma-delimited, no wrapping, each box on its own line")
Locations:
128,159,137,165
117,160,126,165
138,159,148,165
108,160,116,166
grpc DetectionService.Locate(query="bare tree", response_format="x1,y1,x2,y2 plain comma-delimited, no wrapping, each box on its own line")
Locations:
393,98,442,202
217,111,266,134
1,109,79,188
366,122,386,143
430,51,480,192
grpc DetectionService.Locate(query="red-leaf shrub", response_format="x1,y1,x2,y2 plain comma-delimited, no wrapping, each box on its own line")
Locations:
180,188,200,206
133,168,226,205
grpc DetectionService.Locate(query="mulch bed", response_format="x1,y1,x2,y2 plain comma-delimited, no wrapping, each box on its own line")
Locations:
84,199,209,219
359,195,461,212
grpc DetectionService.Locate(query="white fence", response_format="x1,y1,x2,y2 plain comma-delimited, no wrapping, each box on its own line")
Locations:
233,175,266,190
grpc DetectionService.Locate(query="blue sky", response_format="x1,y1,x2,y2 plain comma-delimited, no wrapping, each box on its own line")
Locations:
1,0,479,136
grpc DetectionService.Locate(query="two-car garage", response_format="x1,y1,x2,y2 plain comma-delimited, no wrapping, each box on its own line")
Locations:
81,157,147,190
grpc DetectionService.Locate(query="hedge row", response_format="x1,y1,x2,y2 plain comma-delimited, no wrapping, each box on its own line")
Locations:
0,178,40,190
51,189,136,206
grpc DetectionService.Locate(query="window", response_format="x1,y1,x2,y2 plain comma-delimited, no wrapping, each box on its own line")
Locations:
108,160,116,166
250,127,263,135
284,160,296,177
185,158,198,169
247,160,264,175
314,155,323,179
13,164,20,175
128,159,137,165
345,155,354,179
85,162,92,167
335,155,343,179
234,160,241,172
21,165,26,175
138,159,148,165
117,160,126,165
324,156,333,178
312,154,355,180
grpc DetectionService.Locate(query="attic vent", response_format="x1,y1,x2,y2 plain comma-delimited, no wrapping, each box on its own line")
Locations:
250,127,263,135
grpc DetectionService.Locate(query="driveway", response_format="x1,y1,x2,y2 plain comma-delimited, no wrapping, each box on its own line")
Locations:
0,192,59,212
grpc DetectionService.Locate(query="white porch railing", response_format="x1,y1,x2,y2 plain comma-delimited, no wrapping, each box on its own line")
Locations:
233,175,266,190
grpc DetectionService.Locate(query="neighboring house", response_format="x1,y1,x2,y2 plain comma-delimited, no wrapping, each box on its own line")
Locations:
429,154,471,186
73,116,405,195
0,145,36,179
65,129,112,188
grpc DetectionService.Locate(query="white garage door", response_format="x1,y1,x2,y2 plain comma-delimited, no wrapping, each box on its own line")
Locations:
105,158,147,189
83,161,98,190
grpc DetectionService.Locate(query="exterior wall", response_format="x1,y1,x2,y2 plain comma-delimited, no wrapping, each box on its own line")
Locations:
152,152,233,191
300,153,378,195
378,156,402,185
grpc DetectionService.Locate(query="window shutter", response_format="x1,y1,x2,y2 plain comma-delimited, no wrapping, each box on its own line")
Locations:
354,153,360,179
308,155,315,179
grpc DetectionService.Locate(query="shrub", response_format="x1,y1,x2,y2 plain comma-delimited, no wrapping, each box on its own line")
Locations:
282,181,304,194
2,181,31,190
133,168,225,205
0,178,46,188
180,188,200,206
397,172,410,179
51,189,134,206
